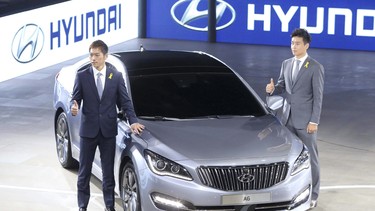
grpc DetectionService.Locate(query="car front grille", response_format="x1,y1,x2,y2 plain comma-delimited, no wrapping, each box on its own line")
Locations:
197,162,289,191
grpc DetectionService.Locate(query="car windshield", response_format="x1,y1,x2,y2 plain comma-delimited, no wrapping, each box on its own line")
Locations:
129,67,266,119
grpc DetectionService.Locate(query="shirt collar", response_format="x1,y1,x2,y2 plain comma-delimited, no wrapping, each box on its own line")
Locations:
295,53,308,64
93,65,107,77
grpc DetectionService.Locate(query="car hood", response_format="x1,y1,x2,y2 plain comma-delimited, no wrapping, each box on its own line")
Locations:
140,115,302,163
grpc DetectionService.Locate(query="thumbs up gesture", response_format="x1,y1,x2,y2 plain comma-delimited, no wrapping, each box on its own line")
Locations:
71,100,79,116
266,78,275,94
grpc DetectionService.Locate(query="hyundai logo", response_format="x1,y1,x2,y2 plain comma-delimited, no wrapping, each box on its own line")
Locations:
238,171,255,183
171,0,236,31
11,24,44,63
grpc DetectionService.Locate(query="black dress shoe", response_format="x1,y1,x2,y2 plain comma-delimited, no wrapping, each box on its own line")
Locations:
105,207,116,211
79,208,87,211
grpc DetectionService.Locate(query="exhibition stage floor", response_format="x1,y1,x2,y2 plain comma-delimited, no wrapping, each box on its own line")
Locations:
0,38,374,210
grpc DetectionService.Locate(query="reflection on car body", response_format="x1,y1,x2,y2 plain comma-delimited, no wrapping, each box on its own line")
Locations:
53,49,312,210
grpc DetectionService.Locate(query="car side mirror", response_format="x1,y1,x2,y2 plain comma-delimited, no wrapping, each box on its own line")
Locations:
117,110,128,122
266,95,283,111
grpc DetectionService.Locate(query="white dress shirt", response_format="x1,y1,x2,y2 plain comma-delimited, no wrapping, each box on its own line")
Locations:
93,65,106,89
293,53,308,72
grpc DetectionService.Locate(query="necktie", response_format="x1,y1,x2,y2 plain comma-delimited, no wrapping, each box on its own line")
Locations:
292,59,301,83
97,72,103,99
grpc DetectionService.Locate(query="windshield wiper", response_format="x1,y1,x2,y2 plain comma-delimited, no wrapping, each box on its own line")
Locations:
138,116,181,121
189,115,254,119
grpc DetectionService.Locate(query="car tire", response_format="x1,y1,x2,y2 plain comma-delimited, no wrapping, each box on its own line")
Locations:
55,112,78,169
121,162,141,211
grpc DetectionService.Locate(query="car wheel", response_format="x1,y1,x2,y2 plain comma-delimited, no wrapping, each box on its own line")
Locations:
55,112,78,169
121,163,141,211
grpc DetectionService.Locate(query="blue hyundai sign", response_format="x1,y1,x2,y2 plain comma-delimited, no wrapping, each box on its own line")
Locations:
147,0,375,51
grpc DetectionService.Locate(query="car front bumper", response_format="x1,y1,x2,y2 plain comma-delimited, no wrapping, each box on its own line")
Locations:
137,166,312,211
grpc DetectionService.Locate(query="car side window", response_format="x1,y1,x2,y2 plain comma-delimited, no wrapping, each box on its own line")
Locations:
77,64,91,72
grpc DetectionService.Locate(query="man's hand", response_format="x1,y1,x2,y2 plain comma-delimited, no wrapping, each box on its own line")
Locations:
131,123,145,135
71,100,79,116
307,123,318,134
266,78,275,94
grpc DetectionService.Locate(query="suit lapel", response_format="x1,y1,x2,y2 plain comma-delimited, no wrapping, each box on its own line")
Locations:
102,66,114,100
87,67,101,101
286,59,294,87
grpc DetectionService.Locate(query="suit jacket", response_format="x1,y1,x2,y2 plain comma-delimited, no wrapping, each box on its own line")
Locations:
71,63,138,138
273,56,324,129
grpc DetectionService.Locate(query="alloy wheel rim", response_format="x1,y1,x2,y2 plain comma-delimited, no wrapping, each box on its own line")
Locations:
56,114,69,164
122,167,138,211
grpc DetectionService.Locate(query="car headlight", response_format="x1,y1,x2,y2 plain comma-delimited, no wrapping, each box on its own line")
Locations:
291,145,310,176
144,150,193,181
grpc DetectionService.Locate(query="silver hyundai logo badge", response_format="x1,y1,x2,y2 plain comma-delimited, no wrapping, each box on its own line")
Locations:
171,0,236,31
11,23,44,63
238,170,255,183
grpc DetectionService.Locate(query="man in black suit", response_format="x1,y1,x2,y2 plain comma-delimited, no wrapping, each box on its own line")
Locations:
71,40,144,211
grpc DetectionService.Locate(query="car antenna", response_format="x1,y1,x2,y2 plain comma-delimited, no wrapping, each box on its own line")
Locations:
140,44,145,52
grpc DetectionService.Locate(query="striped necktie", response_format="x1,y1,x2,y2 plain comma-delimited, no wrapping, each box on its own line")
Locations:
96,72,103,99
292,59,301,83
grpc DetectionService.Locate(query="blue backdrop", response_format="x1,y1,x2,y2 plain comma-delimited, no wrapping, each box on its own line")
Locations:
147,0,375,51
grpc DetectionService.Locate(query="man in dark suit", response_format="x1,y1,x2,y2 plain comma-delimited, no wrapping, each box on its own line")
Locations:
266,28,324,209
71,40,144,211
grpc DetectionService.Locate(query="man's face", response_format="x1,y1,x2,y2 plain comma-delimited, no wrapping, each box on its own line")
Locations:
291,36,309,59
89,47,107,71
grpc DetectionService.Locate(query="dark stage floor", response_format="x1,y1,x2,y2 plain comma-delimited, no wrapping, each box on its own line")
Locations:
0,38,374,210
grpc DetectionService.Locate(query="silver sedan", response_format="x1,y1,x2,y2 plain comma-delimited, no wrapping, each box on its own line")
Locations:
53,49,312,210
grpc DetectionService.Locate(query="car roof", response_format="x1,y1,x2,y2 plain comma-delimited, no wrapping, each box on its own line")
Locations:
112,50,231,76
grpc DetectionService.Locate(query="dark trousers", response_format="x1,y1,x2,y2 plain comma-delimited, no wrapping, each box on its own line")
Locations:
77,130,116,208
286,113,320,201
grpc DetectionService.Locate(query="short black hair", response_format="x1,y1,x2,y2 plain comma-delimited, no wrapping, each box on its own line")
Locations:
89,40,108,55
291,28,311,44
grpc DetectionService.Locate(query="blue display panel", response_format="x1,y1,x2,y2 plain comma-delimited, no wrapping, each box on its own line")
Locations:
147,0,375,51
147,0,208,41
